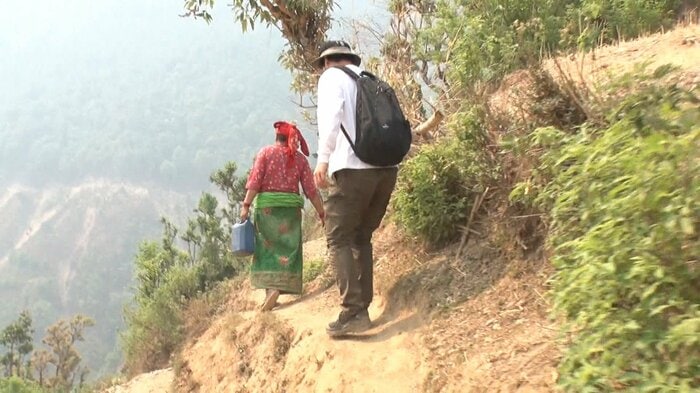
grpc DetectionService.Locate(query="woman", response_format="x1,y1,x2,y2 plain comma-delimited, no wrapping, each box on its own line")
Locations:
240,121,325,311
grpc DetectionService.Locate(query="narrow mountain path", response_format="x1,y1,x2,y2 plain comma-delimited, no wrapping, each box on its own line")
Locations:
270,289,427,392
176,282,430,393
108,236,430,393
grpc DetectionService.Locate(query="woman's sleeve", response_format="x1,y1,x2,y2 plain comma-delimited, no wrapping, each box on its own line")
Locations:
298,155,318,200
245,149,267,191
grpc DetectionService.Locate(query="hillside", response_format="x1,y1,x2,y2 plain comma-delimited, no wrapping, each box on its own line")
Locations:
106,23,699,393
0,0,304,378
0,181,195,375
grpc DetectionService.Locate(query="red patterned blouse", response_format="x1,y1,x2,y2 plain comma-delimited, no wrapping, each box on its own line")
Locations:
245,145,318,200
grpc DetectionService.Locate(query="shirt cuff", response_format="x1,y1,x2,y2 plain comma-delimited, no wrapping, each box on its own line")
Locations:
317,151,330,163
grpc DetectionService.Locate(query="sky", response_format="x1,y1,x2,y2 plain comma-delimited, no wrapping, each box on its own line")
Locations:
0,0,389,139
0,1,285,104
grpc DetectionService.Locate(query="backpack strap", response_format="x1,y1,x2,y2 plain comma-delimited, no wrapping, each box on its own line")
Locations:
331,66,361,153
333,65,360,80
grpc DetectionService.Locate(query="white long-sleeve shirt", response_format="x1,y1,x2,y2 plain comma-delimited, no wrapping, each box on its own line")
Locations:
316,65,379,175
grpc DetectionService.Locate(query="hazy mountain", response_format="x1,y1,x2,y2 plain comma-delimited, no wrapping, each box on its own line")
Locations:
0,0,390,377
0,0,301,377
0,182,195,374
0,0,303,190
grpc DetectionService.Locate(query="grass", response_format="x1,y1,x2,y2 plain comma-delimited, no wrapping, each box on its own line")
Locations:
303,258,324,284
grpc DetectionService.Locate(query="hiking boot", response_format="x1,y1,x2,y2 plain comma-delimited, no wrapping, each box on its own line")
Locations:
326,309,371,337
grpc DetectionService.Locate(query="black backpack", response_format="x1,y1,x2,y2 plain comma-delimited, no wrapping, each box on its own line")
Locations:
334,66,412,166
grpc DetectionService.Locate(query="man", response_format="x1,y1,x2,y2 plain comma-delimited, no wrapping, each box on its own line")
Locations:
312,40,399,336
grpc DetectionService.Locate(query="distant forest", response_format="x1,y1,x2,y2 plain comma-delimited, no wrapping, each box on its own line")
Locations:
0,0,309,377
0,1,305,190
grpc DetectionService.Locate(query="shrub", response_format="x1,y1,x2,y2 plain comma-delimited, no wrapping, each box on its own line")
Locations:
527,80,699,390
563,0,682,49
303,258,324,284
392,127,495,245
0,377,46,393
415,0,682,90
121,266,199,374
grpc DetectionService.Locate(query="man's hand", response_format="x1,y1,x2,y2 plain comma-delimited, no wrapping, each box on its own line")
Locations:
314,162,329,189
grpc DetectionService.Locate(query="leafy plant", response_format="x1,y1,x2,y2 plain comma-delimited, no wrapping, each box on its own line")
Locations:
302,259,324,284
415,0,682,92
0,377,46,393
0,311,33,378
121,161,247,374
393,134,494,245
525,80,699,390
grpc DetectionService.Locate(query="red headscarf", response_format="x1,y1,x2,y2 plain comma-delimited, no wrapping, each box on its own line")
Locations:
274,121,309,167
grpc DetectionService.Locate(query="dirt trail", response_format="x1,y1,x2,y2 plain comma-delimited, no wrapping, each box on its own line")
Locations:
107,236,429,393
107,230,555,393
176,267,429,393
269,291,426,392
106,369,175,393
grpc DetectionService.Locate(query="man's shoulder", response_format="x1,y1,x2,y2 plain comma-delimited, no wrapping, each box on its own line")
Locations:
320,65,364,81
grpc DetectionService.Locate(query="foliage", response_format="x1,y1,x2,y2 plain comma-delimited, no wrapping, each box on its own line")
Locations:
0,313,94,392
0,311,33,378
40,315,95,391
121,265,198,374
29,350,51,389
121,161,247,374
392,131,495,245
209,162,248,228
563,0,682,48
0,377,46,393
415,0,682,91
303,259,325,284
518,79,699,390
183,0,334,97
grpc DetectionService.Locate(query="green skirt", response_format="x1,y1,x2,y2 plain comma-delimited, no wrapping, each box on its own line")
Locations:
250,193,304,294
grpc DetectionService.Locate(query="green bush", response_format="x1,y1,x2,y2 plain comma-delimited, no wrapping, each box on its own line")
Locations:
392,128,494,245
121,162,246,374
564,0,682,48
303,258,325,284
416,0,681,89
0,377,46,393
526,82,699,390
121,265,199,373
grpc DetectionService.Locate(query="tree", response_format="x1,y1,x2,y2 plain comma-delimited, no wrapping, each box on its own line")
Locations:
209,161,247,228
178,162,247,288
183,0,334,97
122,161,248,373
133,218,189,302
0,311,34,378
41,315,94,390
29,349,51,387
361,0,445,140
183,0,444,139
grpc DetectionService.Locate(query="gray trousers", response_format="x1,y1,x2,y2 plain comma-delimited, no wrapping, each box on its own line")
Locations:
324,167,398,315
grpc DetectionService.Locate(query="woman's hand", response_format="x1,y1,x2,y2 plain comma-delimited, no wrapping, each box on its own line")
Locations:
318,211,326,227
240,204,250,221
310,193,325,228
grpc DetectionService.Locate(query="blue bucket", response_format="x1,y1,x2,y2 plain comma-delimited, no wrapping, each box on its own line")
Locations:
231,219,255,257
